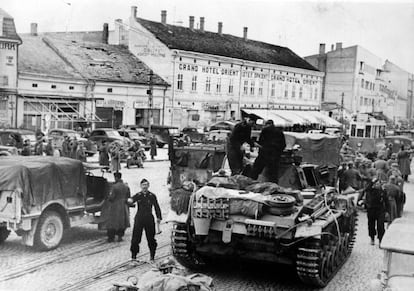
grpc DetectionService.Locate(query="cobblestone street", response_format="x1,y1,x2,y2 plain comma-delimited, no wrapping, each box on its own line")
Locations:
1,151,413,291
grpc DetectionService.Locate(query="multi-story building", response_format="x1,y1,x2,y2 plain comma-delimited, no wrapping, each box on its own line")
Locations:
16,23,168,132
305,43,412,124
111,7,325,128
0,9,21,127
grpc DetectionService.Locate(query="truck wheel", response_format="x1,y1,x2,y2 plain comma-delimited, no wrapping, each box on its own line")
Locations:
34,211,64,251
0,227,10,244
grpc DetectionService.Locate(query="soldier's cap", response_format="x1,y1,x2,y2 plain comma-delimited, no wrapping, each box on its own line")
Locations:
140,178,149,184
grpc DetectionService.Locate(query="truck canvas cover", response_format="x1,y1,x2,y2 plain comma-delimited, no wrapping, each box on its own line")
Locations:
0,156,86,212
284,132,341,166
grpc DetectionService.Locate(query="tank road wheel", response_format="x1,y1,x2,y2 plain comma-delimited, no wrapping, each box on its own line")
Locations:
0,226,10,244
171,223,205,270
346,212,358,254
34,211,64,251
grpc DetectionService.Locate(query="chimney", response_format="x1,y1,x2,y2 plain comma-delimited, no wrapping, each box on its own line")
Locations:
131,6,137,19
189,16,195,29
336,42,343,50
199,17,205,32
319,43,326,55
161,10,167,24
30,23,38,36
243,27,248,40
102,23,109,44
218,22,223,35
331,44,335,51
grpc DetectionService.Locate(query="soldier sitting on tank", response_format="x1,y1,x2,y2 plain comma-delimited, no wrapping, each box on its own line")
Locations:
250,119,286,183
227,115,256,176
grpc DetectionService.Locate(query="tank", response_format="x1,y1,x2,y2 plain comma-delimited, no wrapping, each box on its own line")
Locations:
168,134,357,287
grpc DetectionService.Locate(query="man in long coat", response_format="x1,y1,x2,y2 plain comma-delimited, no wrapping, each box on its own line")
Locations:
150,135,157,160
98,141,110,167
397,145,411,181
105,172,130,242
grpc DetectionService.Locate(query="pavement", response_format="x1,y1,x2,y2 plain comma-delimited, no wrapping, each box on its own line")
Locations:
0,156,414,290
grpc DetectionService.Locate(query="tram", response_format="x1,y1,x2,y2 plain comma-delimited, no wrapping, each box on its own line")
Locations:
347,114,387,153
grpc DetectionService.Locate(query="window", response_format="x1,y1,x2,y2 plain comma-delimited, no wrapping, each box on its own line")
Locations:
243,80,248,95
177,74,183,90
0,100,6,111
107,88,113,93
360,61,364,71
365,125,371,138
361,79,364,88
284,83,289,98
32,83,38,88
258,81,264,96
299,86,303,99
271,83,276,97
292,85,296,98
360,96,363,105
191,75,197,91
1,76,8,86
357,128,364,137
69,86,74,90
250,81,255,95
205,77,211,92
314,88,318,100
228,79,234,94
365,81,369,89
216,78,221,93
351,125,356,137
373,84,375,91
51,85,56,89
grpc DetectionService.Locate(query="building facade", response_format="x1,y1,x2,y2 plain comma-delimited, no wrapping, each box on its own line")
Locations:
305,43,412,124
0,9,21,127
111,7,324,129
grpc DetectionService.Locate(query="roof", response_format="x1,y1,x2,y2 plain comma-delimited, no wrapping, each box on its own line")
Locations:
43,35,168,85
0,8,21,43
137,18,318,71
0,128,36,134
381,218,414,255
44,31,104,43
18,34,83,79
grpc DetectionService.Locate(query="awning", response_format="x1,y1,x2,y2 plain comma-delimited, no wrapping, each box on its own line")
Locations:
286,110,319,124
306,111,342,127
242,109,292,127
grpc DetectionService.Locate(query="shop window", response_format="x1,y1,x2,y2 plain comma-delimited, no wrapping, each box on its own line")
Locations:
177,74,183,90
258,81,264,96
271,83,275,97
243,80,248,95
107,88,113,93
228,79,234,94
205,77,211,92
69,86,74,90
191,75,197,91
250,81,255,95
32,83,38,88
216,78,221,93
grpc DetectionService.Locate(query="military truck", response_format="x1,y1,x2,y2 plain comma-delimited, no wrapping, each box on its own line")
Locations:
167,132,357,287
0,156,109,250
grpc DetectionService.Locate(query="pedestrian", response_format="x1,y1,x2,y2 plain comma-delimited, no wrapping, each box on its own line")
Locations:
250,119,286,182
76,142,87,162
69,139,78,159
397,145,411,182
98,141,110,167
357,178,386,245
61,136,70,157
34,137,44,156
129,179,162,261
387,153,398,169
385,143,393,160
105,172,130,242
374,156,389,183
383,175,401,224
150,135,157,160
226,115,255,175
21,139,31,156
339,161,362,193
45,139,54,156
110,146,121,173
337,162,348,192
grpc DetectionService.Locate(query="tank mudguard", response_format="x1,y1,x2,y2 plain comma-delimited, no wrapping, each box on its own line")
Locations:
166,210,189,224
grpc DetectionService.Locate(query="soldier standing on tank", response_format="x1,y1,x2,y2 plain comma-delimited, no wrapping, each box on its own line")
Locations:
227,115,255,176
250,119,286,182
358,178,386,245
129,179,162,261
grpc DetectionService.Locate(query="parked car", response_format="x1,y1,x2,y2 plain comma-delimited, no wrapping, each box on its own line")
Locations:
382,135,414,153
118,129,150,151
370,218,414,291
0,129,37,154
0,145,18,156
136,125,179,148
48,128,97,156
89,128,133,158
181,127,206,143
209,120,237,131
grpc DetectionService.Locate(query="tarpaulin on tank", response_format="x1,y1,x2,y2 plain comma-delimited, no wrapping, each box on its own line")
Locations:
284,132,341,166
0,156,86,212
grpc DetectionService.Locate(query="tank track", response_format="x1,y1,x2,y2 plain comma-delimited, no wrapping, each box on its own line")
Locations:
171,223,204,269
296,212,358,287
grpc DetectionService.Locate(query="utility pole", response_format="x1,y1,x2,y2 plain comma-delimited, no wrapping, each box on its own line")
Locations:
340,92,345,133
147,70,154,135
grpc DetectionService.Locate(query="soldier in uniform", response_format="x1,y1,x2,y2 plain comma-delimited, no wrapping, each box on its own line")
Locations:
227,115,255,176
21,139,31,156
250,119,286,182
129,179,162,261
